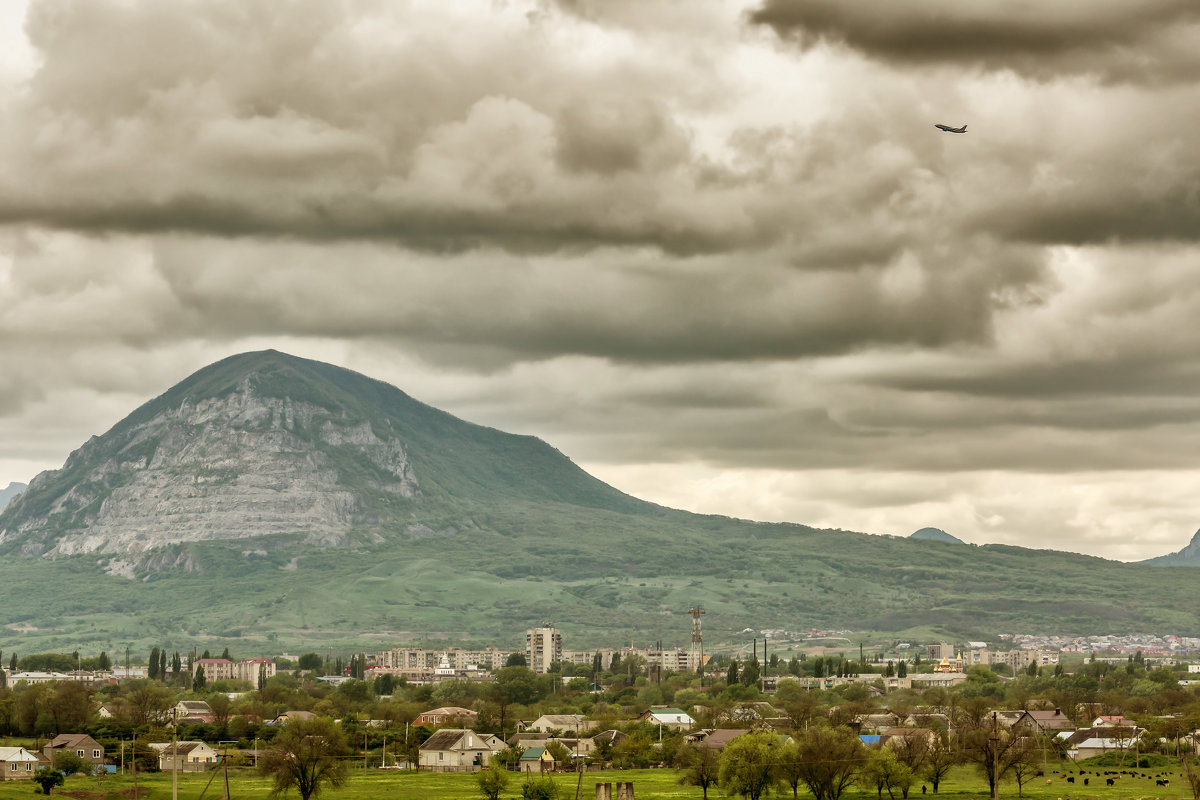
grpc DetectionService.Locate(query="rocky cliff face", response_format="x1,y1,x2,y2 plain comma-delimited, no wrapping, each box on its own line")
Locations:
1,376,419,561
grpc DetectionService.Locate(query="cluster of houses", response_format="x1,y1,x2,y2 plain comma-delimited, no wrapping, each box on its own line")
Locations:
0,732,223,780
416,708,695,773
413,702,1174,774
0,698,319,779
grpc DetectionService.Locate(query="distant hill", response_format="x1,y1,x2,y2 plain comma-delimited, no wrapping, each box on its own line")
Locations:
909,527,965,545
3,349,1200,653
0,482,26,511
1142,530,1200,566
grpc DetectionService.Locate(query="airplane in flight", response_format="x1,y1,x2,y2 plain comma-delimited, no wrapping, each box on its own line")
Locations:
935,123,967,133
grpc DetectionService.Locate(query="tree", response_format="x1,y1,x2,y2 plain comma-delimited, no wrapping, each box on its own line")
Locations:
719,731,779,800
505,652,527,668
98,651,111,671
741,657,761,688
53,750,92,776
148,647,160,681
897,660,907,678
31,768,64,795
544,740,572,766
193,664,207,691
477,763,510,800
793,725,868,800
859,748,914,800
521,774,559,799
775,740,807,800
1007,738,1040,797
298,653,323,671
960,718,1027,797
122,679,173,727
1183,756,1200,800
676,742,721,800
889,732,930,785
496,666,542,706
260,717,351,800
159,650,167,680
172,651,182,675
727,660,739,685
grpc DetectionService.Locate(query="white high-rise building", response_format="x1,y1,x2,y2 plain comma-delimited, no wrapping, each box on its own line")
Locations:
526,624,562,674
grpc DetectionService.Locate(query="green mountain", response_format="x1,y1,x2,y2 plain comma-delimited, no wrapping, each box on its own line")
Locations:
1,350,1199,656
909,528,966,545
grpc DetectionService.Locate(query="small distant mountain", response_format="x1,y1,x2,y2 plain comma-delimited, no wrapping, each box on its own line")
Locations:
1142,530,1200,566
909,527,965,544
0,482,26,511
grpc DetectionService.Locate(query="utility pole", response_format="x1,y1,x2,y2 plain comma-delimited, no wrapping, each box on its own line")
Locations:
219,741,235,800
990,712,1000,800
172,708,179,800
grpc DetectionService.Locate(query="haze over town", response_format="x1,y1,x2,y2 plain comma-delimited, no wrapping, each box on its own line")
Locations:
3,0,1200,562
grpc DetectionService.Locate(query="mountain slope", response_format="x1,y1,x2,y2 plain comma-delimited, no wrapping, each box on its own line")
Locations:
0,481,25,511
1142,530,1200,566
0,350,650,564
2,350,1200,654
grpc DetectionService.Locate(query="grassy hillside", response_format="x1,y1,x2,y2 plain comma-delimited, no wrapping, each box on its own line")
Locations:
1,503,1198,656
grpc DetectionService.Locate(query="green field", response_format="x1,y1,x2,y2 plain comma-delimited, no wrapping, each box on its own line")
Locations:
0,763,1191,800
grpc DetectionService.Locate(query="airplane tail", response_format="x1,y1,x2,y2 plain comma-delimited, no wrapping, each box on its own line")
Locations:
962,124,967,131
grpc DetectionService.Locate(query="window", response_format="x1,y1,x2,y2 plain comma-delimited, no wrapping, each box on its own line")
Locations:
77,750,85,756
10,763,17,771
93,750,101,758
26,763,32,771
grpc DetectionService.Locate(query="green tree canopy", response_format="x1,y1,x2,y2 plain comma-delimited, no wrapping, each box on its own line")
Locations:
719,731,779,800
259,717,351,800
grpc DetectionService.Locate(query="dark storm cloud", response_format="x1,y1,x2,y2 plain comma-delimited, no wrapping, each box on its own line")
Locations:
748,0,1200,83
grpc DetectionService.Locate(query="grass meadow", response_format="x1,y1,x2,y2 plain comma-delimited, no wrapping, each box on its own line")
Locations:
0,762,1192,800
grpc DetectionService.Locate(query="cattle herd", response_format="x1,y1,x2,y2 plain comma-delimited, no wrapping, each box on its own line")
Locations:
1053,769,1175,789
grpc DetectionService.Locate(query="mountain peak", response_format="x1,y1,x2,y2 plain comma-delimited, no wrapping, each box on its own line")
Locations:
0,350,648,569
909,527,965,544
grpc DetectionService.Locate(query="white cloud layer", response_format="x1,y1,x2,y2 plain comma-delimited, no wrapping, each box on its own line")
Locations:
2,0,1199,561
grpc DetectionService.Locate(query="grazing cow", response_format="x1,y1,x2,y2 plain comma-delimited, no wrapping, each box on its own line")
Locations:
1084,778,1089,785
1068,777,1075,784
1106,778,1114,786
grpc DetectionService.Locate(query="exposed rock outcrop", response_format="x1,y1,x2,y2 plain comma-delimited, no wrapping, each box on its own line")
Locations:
1,377,418,559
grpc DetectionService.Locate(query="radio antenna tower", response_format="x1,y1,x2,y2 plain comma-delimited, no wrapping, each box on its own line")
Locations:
688,606,706,674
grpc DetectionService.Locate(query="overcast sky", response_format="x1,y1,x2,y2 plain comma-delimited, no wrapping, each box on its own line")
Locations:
3,0,1200,562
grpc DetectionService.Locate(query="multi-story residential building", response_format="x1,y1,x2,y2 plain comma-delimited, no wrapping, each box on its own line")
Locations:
526,625,562,675
376,647,512,671
234,658,276,684
191,659,234,682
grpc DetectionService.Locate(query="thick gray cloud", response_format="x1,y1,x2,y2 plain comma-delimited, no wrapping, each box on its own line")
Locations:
749,0,1200,83
2,0,1200,561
